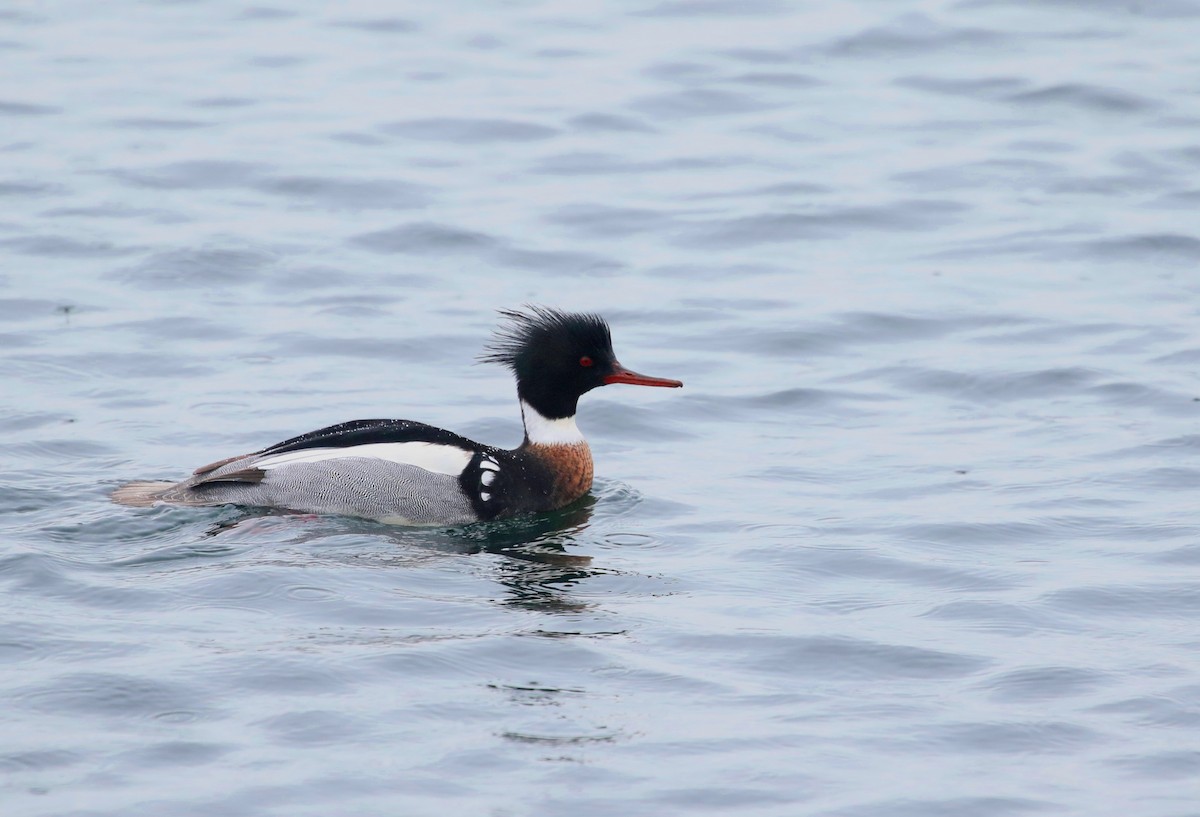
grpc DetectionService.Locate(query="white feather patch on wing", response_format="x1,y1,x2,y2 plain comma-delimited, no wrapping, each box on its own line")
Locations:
255,442,473,476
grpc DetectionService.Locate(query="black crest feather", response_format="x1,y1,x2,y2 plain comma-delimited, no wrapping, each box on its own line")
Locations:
480,305,612,370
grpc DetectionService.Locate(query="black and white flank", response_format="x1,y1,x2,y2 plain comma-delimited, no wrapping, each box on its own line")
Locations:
113,306,682,525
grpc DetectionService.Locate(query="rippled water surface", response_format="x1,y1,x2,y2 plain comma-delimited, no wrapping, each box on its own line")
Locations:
4,1,1200,815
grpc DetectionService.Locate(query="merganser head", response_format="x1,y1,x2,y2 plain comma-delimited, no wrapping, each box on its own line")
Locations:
481,305,682,419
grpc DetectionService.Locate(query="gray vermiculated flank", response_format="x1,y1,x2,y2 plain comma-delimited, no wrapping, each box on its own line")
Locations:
164,457,475,524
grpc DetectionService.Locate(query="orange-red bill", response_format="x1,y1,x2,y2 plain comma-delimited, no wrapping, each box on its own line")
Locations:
604,364,683,388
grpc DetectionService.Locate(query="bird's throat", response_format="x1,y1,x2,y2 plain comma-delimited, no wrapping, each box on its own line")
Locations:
520,400,585,446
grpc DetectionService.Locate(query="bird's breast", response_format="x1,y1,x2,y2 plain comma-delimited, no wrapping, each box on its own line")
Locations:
527,442,593,507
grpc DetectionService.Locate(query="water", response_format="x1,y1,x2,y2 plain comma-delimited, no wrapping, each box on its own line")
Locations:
4,1,1200,814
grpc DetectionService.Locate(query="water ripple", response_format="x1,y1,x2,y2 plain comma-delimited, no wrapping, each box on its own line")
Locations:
381,118,559,143
14,672,211,719
823,14,1007,57
1007,83,1159,113
678,200,968,247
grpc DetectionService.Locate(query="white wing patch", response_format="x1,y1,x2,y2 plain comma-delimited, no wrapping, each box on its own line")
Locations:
255,442,473,476
481,470,496,486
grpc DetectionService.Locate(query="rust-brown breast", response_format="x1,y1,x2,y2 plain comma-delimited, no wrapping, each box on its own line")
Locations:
528,442,594,508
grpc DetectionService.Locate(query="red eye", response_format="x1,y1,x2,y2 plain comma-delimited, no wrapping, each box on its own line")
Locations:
579,356,594,368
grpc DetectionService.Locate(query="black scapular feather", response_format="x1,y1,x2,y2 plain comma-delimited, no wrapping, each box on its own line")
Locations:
479,305,612,371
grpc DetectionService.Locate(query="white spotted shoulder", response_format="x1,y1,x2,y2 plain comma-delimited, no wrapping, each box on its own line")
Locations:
477,453,500,503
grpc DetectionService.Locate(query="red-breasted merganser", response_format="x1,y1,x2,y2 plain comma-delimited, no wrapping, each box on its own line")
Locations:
112,306,682,525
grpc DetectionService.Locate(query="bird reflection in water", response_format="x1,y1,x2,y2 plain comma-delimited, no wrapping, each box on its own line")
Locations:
198,495,601,612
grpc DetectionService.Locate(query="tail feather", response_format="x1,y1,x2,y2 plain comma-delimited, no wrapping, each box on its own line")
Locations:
111,480,176,507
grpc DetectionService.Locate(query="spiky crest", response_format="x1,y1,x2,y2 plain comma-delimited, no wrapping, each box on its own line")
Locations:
479,305,612,371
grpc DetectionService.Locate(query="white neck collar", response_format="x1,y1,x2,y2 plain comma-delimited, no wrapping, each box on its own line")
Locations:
520,400,585,446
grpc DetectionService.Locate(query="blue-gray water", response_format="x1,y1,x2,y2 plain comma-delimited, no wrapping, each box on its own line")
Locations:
4,1,1200,815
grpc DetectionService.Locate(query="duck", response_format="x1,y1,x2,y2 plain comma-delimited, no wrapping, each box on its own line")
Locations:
112,306,682,525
